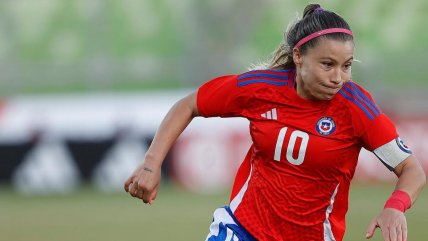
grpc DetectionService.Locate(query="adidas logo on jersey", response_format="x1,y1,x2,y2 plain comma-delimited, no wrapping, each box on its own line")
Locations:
261,108,277,120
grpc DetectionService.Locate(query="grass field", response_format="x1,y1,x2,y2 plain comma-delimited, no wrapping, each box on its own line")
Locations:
1,183,427,241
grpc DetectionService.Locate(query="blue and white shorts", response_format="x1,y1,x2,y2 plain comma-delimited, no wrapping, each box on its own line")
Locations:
205,206,256,241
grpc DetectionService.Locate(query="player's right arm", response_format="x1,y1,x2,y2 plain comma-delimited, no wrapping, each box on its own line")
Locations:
124,73,252,204
124,92,199,204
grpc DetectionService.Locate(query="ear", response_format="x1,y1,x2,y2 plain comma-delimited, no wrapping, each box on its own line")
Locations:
293,48,303,66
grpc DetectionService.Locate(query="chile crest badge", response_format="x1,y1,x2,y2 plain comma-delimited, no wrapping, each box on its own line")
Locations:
316,117,336,136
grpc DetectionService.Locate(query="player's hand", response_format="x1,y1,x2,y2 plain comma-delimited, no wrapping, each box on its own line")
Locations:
366,208,407,241
124,162,161,205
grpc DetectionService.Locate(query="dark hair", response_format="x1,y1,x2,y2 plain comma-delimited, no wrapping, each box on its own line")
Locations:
268,3,353,70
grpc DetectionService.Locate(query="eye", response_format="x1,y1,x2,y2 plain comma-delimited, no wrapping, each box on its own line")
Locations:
344,63,352,70
322,62,333,68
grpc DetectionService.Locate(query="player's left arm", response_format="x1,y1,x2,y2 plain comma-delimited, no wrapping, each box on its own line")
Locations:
366,154,426,241
341,82,425,240
392,155,426,206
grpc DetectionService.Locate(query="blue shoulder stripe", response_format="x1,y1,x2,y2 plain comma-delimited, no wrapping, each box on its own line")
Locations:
339,89,374,120
342,84,380,118
237,79,288,87
347,82,381,115
237,69,290,87
237,73,289,80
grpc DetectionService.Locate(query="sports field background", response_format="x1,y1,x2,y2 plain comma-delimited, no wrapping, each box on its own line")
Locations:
2,183,428,241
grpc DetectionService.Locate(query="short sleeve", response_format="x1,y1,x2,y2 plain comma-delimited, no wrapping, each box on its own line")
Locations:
359,113,398,151
341,81,414,170
197,75,248,118
342,81,398,151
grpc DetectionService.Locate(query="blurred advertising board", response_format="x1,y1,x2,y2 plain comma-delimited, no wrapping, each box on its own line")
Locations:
0,92,426,194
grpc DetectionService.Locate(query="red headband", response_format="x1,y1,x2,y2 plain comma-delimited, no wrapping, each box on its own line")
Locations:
293,28,353,50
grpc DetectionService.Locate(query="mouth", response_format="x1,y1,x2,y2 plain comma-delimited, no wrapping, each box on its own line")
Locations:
319,85,342,99
322,84,342,90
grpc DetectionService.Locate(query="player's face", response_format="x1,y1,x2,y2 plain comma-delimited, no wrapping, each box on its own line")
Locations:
294,38,354,101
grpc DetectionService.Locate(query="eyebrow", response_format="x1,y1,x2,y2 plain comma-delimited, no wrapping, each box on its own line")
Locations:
320,56,354,63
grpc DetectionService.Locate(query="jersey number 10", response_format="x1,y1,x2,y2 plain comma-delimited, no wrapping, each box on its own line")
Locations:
274,127,309,165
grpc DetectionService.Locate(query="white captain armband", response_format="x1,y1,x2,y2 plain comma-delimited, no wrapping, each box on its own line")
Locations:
373,137,412,171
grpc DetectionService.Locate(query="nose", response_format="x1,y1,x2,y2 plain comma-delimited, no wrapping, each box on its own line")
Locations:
330,78,341,85
330,69,342,85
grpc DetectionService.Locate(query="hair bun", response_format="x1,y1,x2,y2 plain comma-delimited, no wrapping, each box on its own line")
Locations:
303,4,322,18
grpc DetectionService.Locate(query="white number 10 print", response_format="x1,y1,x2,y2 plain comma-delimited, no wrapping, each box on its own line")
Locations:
274,127,309,165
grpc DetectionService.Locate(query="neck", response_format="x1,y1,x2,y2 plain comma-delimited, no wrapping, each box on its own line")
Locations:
295,73,312,100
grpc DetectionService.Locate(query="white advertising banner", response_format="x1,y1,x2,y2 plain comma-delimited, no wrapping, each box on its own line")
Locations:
0,92,426,194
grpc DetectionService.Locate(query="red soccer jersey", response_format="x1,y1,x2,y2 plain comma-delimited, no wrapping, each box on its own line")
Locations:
197,68,398,241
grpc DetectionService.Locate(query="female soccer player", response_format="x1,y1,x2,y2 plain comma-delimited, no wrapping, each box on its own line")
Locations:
124,4,425,241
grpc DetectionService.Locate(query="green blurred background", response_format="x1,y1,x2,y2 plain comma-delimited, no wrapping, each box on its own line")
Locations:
1,0,428,98
1,0,427,241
